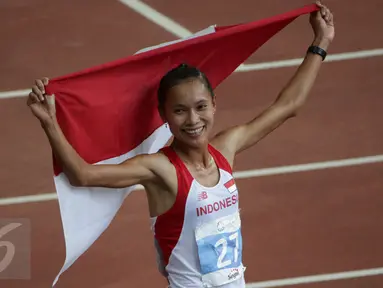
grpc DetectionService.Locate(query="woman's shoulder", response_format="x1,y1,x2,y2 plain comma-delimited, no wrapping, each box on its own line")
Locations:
136,149,171,163
134,149,174,172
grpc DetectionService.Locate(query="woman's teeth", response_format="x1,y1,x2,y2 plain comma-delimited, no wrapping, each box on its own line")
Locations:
184,127,204,136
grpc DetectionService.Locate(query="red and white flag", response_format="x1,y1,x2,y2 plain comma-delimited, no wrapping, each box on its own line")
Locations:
46,4,318,285
224,179,238,194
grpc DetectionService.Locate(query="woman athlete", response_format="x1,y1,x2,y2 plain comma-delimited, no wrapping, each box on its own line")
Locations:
27,2,334,287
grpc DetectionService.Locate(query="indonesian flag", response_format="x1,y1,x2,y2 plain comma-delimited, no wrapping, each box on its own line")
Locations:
224,179,238,194
46,4,318,286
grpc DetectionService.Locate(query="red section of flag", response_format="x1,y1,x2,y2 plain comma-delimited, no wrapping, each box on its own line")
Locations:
45,4,318,176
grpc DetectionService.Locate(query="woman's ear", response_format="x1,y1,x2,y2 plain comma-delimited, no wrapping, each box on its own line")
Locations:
212,95,217,113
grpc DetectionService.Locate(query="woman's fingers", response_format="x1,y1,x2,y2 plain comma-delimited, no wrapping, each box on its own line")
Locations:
32,85,44,101
35,79,45,94
42,77,49,86
316,1,334,25
27,92,40,106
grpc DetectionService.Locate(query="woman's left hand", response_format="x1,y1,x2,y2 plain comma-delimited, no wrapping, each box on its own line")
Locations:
310,1,335,49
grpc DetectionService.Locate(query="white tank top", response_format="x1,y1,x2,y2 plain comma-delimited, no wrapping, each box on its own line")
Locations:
150,144,246,288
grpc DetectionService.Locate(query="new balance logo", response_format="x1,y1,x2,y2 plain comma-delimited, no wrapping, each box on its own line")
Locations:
198,191,208,201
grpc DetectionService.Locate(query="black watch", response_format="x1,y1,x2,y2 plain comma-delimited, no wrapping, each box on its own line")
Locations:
307,45,327,61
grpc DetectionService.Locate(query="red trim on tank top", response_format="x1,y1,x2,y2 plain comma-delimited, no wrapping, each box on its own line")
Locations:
207,144,233,174
153,146,193,266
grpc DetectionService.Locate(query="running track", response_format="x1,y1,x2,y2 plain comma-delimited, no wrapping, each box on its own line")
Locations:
1,0,383,287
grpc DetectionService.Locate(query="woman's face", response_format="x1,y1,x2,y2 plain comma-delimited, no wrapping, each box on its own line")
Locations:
162,78,216,149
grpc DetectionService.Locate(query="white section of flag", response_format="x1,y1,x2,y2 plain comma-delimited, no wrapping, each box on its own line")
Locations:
53,125,172,286
134,25,216,55
227,184,237,194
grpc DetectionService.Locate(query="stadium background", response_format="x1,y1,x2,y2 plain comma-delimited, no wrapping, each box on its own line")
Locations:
1,0,383,287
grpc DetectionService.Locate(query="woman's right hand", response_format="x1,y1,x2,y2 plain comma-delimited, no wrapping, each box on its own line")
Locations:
27,77,56,124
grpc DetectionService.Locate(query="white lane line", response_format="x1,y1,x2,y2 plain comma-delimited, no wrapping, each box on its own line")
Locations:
0,193,58,205
246,267,383,287
236,48,383,72
118,0,192,38
1,48,382,100
233,154,383,179
1,154,382,206
0,89,30,99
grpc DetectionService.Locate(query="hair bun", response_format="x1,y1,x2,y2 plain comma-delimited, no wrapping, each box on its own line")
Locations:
178,63,189,69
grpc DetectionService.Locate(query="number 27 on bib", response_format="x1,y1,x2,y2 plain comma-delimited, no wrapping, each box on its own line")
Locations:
195,212,245,287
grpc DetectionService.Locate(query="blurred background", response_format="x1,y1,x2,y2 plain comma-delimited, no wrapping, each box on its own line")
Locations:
1,0,383,287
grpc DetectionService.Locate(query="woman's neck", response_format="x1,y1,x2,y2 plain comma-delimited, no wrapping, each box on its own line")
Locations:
171,139,212,169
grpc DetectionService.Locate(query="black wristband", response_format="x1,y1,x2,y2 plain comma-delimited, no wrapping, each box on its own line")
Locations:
307,45,327,61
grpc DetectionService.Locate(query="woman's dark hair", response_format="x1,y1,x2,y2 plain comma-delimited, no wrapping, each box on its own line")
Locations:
157,63,214,109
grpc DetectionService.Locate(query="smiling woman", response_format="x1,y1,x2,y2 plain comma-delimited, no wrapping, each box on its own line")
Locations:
158,64,216,150
26,2,335,287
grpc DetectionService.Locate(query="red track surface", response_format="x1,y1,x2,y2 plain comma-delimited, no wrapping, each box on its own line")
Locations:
1,0,383,287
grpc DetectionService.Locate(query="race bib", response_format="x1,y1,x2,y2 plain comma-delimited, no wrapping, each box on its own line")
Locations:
195,212,245,287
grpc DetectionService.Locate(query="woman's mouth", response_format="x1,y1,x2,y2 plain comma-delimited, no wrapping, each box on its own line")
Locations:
183,126,205,137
